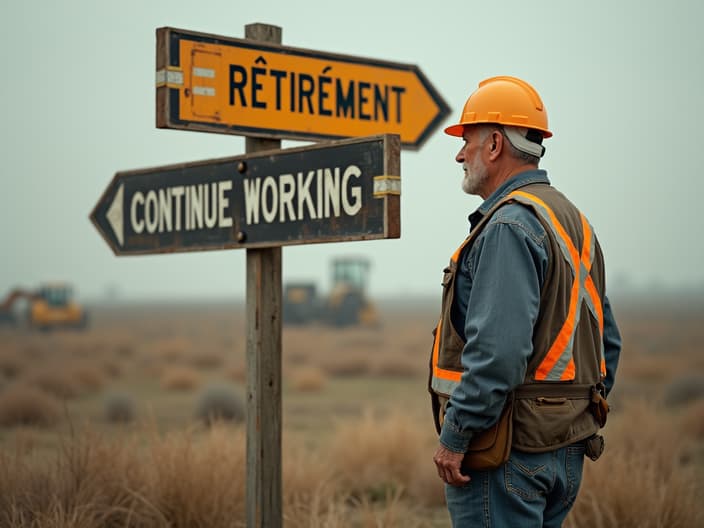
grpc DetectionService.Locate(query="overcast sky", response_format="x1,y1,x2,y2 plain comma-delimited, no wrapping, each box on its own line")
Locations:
1,0,702,302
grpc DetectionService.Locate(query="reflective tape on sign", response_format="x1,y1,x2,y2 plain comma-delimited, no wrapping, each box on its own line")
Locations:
193,86,216,97
373,175,401,197
156,68,184,88
193,67,215,78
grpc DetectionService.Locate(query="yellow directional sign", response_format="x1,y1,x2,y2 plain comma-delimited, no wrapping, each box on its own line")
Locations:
156,27,450,149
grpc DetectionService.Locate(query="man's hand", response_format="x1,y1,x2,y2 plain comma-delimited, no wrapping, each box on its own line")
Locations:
433,444,471,486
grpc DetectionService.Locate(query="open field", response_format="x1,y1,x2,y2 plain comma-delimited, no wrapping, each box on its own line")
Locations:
0,295,703,526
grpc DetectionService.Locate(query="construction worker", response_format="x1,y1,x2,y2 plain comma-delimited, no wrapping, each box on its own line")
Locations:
429,76,621,526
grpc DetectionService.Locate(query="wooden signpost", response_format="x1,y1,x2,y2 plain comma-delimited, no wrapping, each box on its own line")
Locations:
92,22,447,528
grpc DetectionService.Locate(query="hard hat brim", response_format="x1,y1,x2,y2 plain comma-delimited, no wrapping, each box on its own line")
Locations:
444,123,465,137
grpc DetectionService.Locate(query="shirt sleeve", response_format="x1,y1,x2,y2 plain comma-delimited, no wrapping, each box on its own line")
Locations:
439,207,548,453
601,295,622,397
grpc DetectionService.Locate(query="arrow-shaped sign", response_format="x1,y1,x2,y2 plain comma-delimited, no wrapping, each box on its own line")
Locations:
90,135,400,256
156,27,450,150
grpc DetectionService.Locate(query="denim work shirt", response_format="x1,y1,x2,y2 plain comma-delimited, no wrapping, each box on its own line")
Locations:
439,169,622,453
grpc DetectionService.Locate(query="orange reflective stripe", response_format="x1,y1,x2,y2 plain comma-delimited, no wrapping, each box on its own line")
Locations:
511,191,582,380
579,214,606,377
509,191,605,381
451,238,470,263
431,319,462,383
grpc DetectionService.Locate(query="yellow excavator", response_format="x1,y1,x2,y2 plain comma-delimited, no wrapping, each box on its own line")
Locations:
0,283,87,330
283,257,378,327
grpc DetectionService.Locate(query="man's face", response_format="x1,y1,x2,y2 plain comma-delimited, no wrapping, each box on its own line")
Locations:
456,127,488,195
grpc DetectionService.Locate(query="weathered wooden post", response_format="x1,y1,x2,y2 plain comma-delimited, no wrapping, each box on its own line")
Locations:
244,22,283,528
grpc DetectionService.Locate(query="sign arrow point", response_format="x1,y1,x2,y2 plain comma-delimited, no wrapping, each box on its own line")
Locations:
106,184,124,247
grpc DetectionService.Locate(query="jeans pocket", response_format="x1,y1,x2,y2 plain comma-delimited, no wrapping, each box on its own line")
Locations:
565,444,585,505
504,450,552,500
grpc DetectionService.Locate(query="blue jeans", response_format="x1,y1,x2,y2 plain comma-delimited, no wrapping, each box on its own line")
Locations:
445,443,585,527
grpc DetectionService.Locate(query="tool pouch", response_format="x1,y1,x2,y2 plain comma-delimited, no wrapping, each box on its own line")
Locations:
585,434,605,461
462,395,514,471
589,384,609,428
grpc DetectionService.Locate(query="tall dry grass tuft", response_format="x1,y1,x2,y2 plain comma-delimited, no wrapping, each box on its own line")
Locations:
25,367,81,399
0,384,61,427
321,356,373,378
187,350,224,370
290,366,327,392
680,399,704,440
662,373,704,408
145,424,247,527
71,362,106,393
149,336,191,363
282,442,342,527
0,349,24,379
327,410,426,502
160,366,202,391
565,401,704,528
0,430,157,528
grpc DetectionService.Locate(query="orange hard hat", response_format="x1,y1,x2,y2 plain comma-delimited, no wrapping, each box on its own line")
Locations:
445,76,552,138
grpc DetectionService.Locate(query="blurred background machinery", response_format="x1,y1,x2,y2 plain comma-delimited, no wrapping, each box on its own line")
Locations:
283,256,378,327
0,282,88,330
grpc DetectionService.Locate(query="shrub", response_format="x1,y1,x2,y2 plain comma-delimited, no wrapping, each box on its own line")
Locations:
194,383,245,425
25,368,79,399
103,391,136,423
291,367,326,392
321,357,373,378
680,399,704,441
188,351,224,370
327,410,427,501
565,401,704,527
71,363,105,393
226,363,246,383
161,366,201,391
0,351,23,379
373,358,421,378
0,384,61,427
663,374,704,408
150,337,191,362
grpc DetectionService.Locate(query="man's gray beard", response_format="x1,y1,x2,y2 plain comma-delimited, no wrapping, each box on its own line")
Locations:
461,162,487,195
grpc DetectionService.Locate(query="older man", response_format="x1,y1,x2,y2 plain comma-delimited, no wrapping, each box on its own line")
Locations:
429,76,621,527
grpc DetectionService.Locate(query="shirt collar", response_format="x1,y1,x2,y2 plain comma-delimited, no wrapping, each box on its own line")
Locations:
468,169,550,229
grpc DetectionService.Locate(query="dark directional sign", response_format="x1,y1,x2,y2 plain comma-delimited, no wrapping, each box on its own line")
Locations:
156,27,450,149
90,135,400,255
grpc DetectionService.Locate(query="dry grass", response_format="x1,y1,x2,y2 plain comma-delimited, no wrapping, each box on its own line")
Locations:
0,349,24,380
71,362,106,393
327,409,432,503
24,367,81,400
290,366,327,392
680,400,704,441
160,366,202,392
0,298,703,526
565,401,704,527
321,356,373,378
149,337,192,363
0,384,61,427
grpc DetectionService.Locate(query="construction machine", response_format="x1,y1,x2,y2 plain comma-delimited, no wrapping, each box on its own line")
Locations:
282,257,379,327
0,283,87,330
282,282,320,325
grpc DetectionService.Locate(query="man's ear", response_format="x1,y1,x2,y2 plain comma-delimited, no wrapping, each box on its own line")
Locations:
488,130,503,160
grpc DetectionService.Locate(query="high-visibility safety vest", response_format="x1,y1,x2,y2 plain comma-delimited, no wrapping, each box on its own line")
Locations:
429,183,607,452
